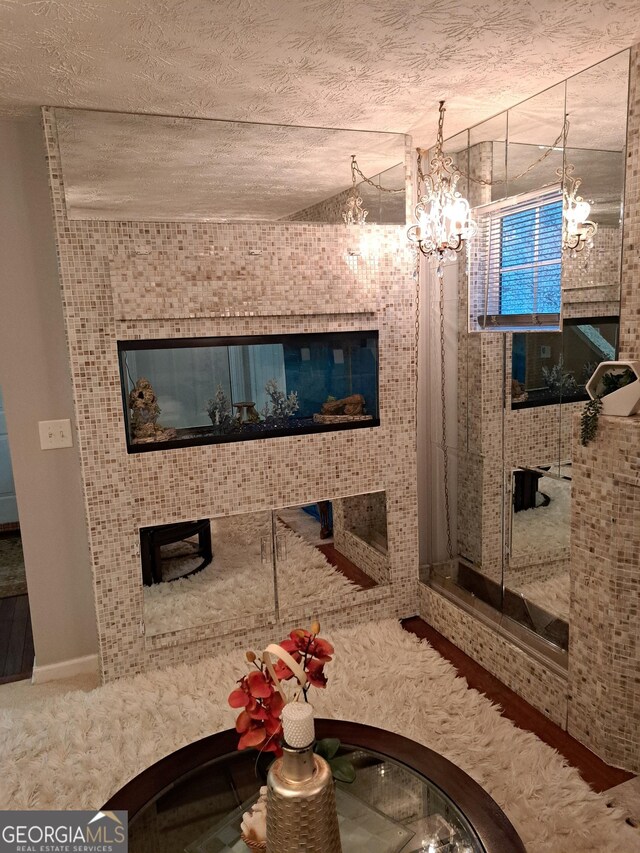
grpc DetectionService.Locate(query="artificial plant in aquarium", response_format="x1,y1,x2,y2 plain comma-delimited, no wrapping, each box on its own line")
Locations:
118,330,379,452
206,384,234,434
261,379,299,426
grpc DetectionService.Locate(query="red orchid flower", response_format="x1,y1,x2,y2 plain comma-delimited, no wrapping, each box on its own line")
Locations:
228,623,333,755
306,657,328,688
281,629,334,663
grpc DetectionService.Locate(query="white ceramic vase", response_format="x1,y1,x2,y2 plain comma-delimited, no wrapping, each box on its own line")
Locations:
585,360,640,416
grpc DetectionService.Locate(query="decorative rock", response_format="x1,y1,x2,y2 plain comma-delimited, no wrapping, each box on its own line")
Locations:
320,394,365,416
129,377,177,443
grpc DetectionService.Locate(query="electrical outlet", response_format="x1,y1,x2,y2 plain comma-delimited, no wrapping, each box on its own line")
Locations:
38,418,73,450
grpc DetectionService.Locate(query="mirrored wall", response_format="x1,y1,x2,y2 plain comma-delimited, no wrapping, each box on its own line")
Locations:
425,49,629,653
141,491,389,641
54,108,406,224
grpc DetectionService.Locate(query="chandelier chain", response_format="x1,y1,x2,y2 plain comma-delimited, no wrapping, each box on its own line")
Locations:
417,118,569,189
435,99,445,156
352,159,405,194
414,250,421,446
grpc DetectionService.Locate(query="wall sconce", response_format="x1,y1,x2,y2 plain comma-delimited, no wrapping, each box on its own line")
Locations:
560,163,597,256
407,101,477,276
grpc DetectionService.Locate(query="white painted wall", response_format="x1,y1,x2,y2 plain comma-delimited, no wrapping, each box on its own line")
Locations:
0,117,98,669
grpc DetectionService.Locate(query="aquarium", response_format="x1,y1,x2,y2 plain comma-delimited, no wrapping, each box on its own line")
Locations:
511,316,619,408
118,331,379,452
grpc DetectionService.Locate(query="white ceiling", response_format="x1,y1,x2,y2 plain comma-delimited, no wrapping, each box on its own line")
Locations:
1,0,639,144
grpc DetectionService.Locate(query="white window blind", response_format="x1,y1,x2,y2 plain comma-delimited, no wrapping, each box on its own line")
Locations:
468,187,563,333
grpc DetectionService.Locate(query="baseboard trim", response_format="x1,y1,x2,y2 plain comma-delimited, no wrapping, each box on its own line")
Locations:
32,653,99,684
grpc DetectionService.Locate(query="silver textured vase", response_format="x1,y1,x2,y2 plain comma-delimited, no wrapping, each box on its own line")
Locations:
266,746,342,853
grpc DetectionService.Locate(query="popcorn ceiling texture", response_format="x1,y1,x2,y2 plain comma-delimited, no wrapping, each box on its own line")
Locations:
42,108,418,682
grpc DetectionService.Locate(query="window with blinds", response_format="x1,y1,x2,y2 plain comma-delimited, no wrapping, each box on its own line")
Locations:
469,187,563,332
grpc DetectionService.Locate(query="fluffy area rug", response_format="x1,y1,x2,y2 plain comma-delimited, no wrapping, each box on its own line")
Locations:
511,572,570,622
144,516,358,635
511,473,571,561
0,619,637,853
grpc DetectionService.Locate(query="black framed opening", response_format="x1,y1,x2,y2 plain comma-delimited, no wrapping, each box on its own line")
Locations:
118,330,380,452
511,316,619,409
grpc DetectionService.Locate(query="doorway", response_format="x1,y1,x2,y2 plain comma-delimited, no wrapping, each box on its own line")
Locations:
0,386,34,683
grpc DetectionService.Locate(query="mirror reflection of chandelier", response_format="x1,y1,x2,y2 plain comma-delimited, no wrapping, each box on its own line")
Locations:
407,101,477,276
342,155,368,225
560,163,598,256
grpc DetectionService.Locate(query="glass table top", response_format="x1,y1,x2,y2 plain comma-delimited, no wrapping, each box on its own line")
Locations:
128,744,483,853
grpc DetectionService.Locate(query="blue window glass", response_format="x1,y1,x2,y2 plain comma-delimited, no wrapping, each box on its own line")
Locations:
499,200,562,315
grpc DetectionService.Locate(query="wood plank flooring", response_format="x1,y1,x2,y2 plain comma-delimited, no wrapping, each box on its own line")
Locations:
317,543,378,590
0,593,34,684
402,616,633,793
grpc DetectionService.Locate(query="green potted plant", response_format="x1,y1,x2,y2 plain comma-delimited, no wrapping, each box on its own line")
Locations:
580,360,640,446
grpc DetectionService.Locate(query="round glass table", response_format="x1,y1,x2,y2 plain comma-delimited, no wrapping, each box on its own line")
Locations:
104,720,525,853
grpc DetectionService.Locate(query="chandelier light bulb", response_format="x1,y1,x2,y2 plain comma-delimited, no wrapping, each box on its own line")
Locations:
558,163,597,257
408,101,477,275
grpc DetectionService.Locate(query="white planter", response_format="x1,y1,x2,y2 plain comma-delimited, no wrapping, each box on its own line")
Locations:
585,360,640,416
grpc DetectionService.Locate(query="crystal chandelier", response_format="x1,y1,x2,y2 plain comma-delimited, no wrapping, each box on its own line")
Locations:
560,163,597,256
342,155,368,225
407,101,477,276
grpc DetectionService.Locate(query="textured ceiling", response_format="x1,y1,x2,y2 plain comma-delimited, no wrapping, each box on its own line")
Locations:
1,0,639,144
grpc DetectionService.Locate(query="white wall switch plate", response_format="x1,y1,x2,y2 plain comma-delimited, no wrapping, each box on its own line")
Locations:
38,419,73,450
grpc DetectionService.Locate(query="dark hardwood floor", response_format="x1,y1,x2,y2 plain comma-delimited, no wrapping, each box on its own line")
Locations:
317,543,378,590
402,616,634,793
0,593,34,684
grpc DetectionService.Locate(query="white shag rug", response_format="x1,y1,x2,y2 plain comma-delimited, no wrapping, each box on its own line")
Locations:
144,516,358,635
0,619,638,853
511,474,571,560
511,572,570,623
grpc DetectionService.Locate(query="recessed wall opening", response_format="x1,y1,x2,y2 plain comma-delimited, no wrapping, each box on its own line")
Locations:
118,330,380,452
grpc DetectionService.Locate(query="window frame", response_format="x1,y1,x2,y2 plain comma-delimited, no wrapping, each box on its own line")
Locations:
469,185,564,333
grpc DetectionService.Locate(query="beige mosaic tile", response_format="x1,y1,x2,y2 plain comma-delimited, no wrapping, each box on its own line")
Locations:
419,583,568,727
620,44,640,361
570,414,640,771
42,106,419,682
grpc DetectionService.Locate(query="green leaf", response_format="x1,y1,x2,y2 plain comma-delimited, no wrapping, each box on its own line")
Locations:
315,738,340,760
328,755,356,783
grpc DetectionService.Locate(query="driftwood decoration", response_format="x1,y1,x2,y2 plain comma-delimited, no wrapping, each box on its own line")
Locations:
320,394,365,416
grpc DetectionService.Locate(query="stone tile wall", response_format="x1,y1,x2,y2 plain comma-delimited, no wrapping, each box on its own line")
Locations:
620,44,640,361
419,584,568,727
566,47,640,770
42,108,418,682
569,415,640,770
